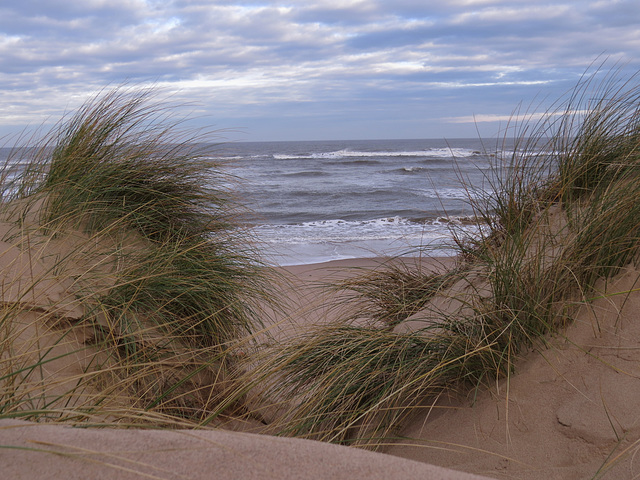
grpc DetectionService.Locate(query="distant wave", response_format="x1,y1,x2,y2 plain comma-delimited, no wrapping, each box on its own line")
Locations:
398,166,429,174
252,215,482,245
299,217,417,228
282,171,329,178
295,216,481,228
214,155,247,161
417,187,482,200
272,147,484,160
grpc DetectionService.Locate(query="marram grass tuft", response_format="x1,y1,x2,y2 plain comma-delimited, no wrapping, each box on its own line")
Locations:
240,65,640,449
0,86,277,426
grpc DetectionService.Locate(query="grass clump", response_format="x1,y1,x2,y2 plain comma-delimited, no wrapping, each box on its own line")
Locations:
243,66,640,448
332,261,457,328
250,324,466,444
0,86,274,425
38,93,234,241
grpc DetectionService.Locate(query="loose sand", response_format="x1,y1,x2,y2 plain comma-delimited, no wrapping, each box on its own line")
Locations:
2,252,640,479
279,258,640,479
0,418,489,480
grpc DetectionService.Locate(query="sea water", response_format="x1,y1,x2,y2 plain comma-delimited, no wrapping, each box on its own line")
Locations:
218,138,505,265
0,138,510,266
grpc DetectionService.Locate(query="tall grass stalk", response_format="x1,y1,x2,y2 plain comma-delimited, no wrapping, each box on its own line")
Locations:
0,86,275,426
331,261,458,328
242,65,640,449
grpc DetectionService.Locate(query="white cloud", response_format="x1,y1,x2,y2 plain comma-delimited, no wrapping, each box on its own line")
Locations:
445,112,548,123
0,0,639,140
451,4,573,24
445,109,589,124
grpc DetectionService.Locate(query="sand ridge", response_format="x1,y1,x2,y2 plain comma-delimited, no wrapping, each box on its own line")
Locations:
2,242,640,478
0,418,491,480
254,257,640,479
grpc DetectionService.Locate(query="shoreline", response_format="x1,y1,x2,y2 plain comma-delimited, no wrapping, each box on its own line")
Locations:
280,255,458,275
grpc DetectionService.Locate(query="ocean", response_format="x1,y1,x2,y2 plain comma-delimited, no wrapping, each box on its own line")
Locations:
0,138,508,266
218,138,503,265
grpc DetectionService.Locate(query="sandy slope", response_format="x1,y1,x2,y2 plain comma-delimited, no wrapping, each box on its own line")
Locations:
2,231,640,479
0,418,491,480
0,237,487,480
265,258,640,479
384,264,640,479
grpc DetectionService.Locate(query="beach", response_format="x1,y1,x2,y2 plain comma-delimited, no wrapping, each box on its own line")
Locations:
3,253,640,479
0,253,489,480
243,257,640,479
3,83,640,480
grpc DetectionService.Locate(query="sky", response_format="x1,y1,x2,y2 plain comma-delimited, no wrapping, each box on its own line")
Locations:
1,0,640,142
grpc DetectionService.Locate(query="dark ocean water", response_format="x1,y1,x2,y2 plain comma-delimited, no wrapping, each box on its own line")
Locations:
0,138,511,265
216,138,504,265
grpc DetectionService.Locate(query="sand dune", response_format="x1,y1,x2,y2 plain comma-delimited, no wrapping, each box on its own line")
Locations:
0,418,492,480
3,228,640,479
4,82,640,480
3,243,640,479
275,259,640,479
387,267,640,479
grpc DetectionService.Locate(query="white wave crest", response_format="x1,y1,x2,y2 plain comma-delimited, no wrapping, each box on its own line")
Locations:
273,147,482,160
252,216,480,246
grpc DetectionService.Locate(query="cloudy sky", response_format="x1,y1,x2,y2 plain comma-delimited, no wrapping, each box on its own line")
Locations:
1,0,639,142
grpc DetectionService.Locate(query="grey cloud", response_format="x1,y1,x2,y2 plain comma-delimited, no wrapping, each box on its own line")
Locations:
1,0,640,140
0,1,148,39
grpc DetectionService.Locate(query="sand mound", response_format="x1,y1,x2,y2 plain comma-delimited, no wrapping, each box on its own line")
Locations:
239,244,640,480
385,262,640,479
3,212,640,479
0,419,491,480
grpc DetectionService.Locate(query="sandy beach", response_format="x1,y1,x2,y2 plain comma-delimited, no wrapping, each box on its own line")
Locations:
0,254,489,480
3,252,640,479
255,257,640,479
4,81,640,480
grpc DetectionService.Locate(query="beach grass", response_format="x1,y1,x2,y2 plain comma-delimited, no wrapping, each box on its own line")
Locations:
239,66,640,448
330,261,459,328
2,66,640,479
0,86,275,425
